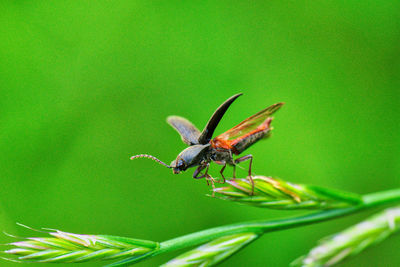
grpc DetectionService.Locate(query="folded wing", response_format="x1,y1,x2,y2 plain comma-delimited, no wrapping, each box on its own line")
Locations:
211,102,284,154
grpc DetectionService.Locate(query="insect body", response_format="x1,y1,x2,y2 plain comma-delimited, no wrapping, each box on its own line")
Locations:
131,93,283,187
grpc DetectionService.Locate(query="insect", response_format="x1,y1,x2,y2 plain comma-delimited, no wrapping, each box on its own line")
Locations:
131,93,283,190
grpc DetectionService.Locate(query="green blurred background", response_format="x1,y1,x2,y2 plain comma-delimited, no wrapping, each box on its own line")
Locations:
1,1,399,266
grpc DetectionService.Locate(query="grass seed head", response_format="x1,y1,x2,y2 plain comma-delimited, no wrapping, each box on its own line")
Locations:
161,232,258,267
292,206,400,267
3,228,158,264
212,176,361,210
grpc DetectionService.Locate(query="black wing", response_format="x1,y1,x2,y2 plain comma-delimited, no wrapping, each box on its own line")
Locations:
197,93,242,144
167,116,201,145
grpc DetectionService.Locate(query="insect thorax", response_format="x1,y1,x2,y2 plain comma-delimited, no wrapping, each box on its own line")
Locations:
210,147,234,165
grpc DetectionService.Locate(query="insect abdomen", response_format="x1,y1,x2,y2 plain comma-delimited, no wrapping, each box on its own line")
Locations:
231,118,272,154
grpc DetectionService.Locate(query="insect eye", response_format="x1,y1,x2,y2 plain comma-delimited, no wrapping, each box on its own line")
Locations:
176,159,187,169
177,160,184,167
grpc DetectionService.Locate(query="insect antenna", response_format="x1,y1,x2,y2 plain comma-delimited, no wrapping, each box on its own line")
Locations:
130,154,172,168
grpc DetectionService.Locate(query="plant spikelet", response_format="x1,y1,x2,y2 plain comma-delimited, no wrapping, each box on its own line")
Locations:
162,233,258,267
292,206,400,266
3,229,158,264
213,176,361,209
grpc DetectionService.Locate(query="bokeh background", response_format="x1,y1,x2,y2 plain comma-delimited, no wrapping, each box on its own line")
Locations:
1,1,399,266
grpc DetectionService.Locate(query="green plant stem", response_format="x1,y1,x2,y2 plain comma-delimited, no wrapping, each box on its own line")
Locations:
111,188,400,266
362,188,400,206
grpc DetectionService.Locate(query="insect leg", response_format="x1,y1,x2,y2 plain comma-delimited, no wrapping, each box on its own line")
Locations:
219,163,227,184
234,154,253,175
203,165,217,191
234,154,254,195
193,164,209,179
